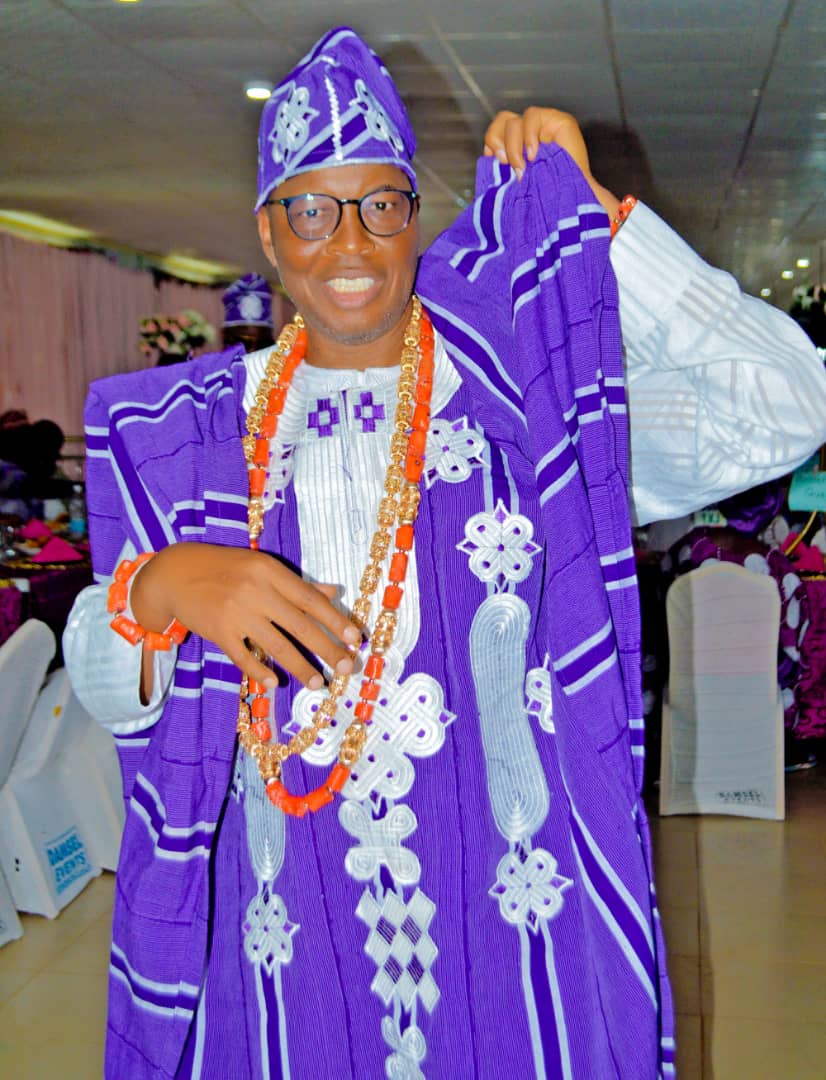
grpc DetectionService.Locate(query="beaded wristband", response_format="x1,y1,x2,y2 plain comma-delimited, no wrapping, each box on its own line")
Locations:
610,194,638,239
107,553,188,651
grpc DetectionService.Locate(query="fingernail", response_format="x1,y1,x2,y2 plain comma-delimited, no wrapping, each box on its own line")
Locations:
308,674,323,691
335,657,353,675
515,167,524,181
343,625,361,644
264,677,277,689
496,148,507,163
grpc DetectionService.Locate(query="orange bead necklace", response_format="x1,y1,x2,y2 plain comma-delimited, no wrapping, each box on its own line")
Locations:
237,297,434,816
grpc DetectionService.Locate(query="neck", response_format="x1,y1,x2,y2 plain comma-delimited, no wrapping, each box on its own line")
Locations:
301,297,415,371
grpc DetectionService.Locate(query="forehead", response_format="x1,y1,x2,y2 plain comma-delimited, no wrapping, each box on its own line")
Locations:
271,163,412,201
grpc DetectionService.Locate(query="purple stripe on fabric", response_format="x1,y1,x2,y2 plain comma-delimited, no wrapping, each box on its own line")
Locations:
172,507,204,529
108,425,170,551
536,441,577,494
205,496,247,523
109,372,233,429
86,432,108,452
511,212,606,309
569,813,656,986
174,668,205,691
110,948,198,1012
131,779,214,855
601,557,636,584
114,728,152,744
453,185,500,278
528,928,565,1078
488,440,511,509
605,385,626,407
262,962,286,1080
555,630,616,689
576,389,604,415
425,309,525,414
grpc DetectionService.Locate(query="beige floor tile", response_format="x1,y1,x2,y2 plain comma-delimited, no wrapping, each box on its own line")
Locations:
0,1037,104,1080
704,1016,826,1080
674,1013,703,1080
660,902,700,959
702,961,826,1024
669,954,701,1016
51,912,112,976
0,967,35,1008
701,906,826,973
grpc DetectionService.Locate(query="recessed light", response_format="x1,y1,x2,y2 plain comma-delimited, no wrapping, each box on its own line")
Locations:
797,258,811,269
781,270,794,280
817,111,826,121
245,81,273,101
760,288,772,298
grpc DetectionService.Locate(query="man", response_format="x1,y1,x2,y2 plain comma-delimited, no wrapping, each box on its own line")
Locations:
65,27,826,1079
221,272,276,353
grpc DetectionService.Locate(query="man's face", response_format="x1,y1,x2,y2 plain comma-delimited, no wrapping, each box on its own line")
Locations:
257,163,420,358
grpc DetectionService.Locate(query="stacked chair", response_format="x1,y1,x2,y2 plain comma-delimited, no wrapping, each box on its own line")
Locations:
659,562,785,820
0,619,124,924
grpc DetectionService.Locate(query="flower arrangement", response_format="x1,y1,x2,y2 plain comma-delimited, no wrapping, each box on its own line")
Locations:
138,309,216,362
789,284,826,350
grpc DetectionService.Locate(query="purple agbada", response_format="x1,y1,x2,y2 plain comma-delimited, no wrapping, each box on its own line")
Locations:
85,143,674,1078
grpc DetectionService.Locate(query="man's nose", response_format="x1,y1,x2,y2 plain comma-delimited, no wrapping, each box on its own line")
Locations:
328,203,374,252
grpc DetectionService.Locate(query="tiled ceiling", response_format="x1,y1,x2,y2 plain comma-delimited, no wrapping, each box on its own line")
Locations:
1,0,824,309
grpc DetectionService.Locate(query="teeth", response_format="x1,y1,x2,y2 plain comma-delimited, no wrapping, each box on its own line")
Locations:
327,277,374,293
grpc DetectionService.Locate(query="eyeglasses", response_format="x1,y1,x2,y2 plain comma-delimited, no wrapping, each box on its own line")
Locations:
266,187,419,241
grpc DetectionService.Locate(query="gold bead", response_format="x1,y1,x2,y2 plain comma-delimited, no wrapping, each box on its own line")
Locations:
351,596,372,628
327,673,349,700
360,563,382,594
377,497,396,527
384,464,404,494
390,432,408,458
318,695,339,717
370,532,391,560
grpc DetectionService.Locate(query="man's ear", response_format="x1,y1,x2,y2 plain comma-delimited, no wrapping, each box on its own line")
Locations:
256,207,277,269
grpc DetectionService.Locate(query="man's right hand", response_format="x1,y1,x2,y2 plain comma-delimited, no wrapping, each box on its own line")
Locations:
131,542,361,692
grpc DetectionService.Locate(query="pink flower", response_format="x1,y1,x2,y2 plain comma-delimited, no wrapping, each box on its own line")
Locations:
178,315,192,328
143,319,159,333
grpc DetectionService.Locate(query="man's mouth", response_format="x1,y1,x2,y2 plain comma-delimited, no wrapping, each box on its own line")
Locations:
326,276,376,294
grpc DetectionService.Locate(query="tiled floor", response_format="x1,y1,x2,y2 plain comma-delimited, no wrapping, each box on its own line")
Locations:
1,769,825,1078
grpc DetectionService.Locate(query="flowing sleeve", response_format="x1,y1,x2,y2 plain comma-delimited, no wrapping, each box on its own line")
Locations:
611,201,826,525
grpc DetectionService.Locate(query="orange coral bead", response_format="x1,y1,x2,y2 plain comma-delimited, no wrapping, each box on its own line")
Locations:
249,468,266,496
265,780,289,808
166,619,188,645
107,581,128,613
388,553,408,583
403,454,424,483
354,700,374,722
412,404,430,431
110,614,144,645
364,655,384,680
251,720,272,742
382,584,403,610
114,559,138,583
267,385,288,413
281,794,308,818
408,429,427,456
251,695,270,718
304,785,335,812
327,764,350,792
249,678,265,695
253,439,270,466
395,525,414,551
360,680,380,701
144,630,172,652
260,414,277,438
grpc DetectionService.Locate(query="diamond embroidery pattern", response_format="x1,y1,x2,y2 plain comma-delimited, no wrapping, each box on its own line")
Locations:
243,885,299,975
490,848,572,933
268,83,319,166
353,390,386,433
424,416,486,488
307,397,341,438
457,498,542,588
356,888,439,1012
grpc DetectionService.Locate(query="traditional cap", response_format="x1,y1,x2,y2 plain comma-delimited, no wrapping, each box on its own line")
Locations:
255,26,416,212
221,273,273,327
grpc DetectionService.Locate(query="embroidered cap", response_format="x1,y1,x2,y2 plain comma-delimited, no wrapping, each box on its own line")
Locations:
255,26,417,212
221,273,273,327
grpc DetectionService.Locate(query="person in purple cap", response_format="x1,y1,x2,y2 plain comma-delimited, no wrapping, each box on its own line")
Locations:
65,26,826,1080
221,272,275,353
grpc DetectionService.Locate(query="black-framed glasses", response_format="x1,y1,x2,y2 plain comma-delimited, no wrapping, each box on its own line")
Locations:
266,187,419,241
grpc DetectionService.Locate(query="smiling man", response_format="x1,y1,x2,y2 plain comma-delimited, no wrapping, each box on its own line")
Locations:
65,25,826,1080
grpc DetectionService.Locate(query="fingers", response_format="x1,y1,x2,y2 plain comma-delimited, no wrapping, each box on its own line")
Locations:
273,568,362,648
482,107,589,181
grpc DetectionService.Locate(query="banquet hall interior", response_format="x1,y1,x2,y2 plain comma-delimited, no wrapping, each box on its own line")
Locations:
1,1,825,1077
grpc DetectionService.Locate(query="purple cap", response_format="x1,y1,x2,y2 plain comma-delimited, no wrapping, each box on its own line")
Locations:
255,26,416,212
221,273,273,327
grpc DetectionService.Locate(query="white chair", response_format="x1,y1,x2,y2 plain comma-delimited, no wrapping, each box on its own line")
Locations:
0,620,101,917
659,562,785,820
16,668,124,871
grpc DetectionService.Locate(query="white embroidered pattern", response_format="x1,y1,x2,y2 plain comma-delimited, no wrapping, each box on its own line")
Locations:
424,416,486,488
356,888,440,1011
490,848,573,932
350,78,405,152
340,800,421,886
382,1016,427,1080
457,498,541,588
239,294,264,322
525,658,554,733
243,885,299,975
268,83,319,166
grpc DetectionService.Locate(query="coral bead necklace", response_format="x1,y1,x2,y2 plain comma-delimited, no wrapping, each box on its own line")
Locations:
237,296,434,816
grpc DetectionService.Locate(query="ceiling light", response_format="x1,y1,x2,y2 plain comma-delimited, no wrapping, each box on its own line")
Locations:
817,111,826,121
157,253,239,285
781,270,794,280
760,288,772,298
0,209,94,246
245,81,273,101
797,258,811,269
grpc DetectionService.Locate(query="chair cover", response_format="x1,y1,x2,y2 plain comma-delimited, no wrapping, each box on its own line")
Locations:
660,562,785,820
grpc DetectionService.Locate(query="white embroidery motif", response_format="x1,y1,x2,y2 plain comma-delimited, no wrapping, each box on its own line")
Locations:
458,498,541,588
490,848,572,933
268,83,319,166
243,885,299,975
239,294,264,322
382,1016,427,1080
356,888,440,1012
424,416,486,488
350,78,405,152
526,658,554,733
340,800,421,886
